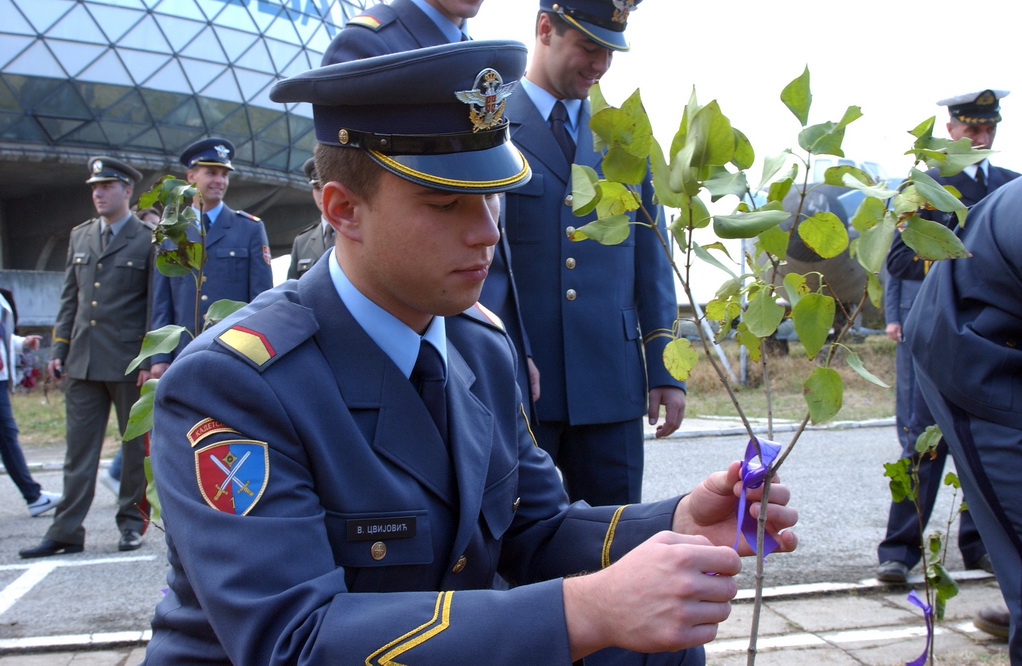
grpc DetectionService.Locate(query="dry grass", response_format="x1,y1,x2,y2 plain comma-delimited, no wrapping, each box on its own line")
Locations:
12,382,124,453
684,335,898,422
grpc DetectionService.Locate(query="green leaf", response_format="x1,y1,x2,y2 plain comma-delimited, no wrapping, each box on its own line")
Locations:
755,225,790,259
884,457,913,503
649,140,688,209
849,194,886,235
791,292,834,358
802,366,843,424
715,277,742,301
125,325,189,375
731,128,755,170
840,173,898,200
758,151,791,191
914,423,943,455
692,242,737,279
797,212,849,259
943,471,960,489
204,299,248,328
570,164,601,216
155,252,195,278
663,338,699,381
851,212,896,274
782,272,808,308
571,215,631,245
688,100,735,167
704,168,748,200
713,209,790,239
766,177,793,204
124,378,157,441
602,146,648,185
780,66,812,126
866,272,883,308
798,121,845,157
822,165,870,187
145,454,161,524
846,349,890,388
927,561,959,621
911,168,967,214
734,321,762,362
900,215,972,261
744,290,785,338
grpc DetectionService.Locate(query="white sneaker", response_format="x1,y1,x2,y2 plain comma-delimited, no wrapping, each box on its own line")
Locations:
99,471,120,496
28,491,61,517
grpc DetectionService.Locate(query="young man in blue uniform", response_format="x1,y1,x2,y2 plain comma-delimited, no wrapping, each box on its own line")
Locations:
149,138,274,378
905,175,1022,664
142,41,798,664
877,90,1019,587
502,0,685,506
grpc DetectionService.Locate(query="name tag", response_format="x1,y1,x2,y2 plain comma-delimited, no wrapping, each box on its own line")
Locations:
347,516,416,541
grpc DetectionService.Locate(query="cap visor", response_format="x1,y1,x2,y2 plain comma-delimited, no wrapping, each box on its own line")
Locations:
562,16,630,51
370,142,531,193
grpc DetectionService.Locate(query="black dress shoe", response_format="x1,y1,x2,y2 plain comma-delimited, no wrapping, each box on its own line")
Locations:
119,529,143,551
965,553,995,574
19,539,84,559
974,604,1010,638
876,560,910,584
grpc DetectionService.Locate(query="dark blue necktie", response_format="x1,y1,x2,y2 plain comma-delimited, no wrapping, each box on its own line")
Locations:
412,341,448,444
549,100,575,164
201,213,212,234
975,167,986,192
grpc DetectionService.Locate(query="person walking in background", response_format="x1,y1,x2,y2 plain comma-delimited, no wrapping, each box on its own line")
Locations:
286,158,332,279
0,288,60,517
20,157,153,558
877,90,1019,591
148,138,273,379
502,0,685,507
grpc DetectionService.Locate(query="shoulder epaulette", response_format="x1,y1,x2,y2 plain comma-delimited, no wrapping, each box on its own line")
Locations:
346,6,397,32
71,218,97,231
215,300,318,372
237,210,261,222
460,302,505,332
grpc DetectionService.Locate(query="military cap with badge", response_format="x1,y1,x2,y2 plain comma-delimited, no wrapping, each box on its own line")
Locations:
180,137,236,171
939,89,1009,125
541,0,642,51
269,40,532,194
85,156,142,185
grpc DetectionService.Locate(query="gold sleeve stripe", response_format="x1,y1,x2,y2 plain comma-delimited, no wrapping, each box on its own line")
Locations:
520,403,538,447
53,337,70,344
366,591,454,665
601,505,628,569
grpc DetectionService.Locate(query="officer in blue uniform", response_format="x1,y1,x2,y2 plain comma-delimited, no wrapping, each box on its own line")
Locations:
286,158,332,279
149,138,274,376
905,176,1022,663
142,41,798,665
503,0,685,506
877,90,1019,584
322,0,540,415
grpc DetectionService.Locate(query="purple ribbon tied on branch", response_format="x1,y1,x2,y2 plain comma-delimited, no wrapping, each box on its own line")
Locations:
905,589,933,666
734,436,781,556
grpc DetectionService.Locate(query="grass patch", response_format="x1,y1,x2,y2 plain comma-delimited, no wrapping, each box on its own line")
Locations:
12,382,124,452
684,335,897,422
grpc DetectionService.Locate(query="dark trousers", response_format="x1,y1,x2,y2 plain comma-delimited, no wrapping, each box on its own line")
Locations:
45,378,147,545
878,367,986,568
584,644,704,665
0,380,41,503
917,370,1022,664
534,418,644,506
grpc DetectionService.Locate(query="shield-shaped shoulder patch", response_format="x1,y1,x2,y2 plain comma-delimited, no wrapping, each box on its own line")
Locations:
194,440,269,515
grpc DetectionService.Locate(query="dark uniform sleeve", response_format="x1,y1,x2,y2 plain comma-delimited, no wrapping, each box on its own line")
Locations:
50,225,84,363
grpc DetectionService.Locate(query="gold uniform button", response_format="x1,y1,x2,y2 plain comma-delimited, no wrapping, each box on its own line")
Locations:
512,497,521,512
452,555,467,573
89,320,96,326
563,194,573,206
370,542,387,561
565,257,576,269
96,263,103,270
201,294,208,301
565,225,575,237
91,301,97,307
94,282,101,288
229,251,236,257
565,289,577,301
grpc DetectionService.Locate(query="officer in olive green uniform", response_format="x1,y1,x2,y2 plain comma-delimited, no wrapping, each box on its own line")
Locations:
21,157,154,558
286,158,333,279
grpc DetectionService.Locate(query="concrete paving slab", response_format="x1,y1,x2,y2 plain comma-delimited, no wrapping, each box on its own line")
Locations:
761,594,918,633
716,602,792,640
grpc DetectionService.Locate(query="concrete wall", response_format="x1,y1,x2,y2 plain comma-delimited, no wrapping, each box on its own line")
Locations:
0,269,63,328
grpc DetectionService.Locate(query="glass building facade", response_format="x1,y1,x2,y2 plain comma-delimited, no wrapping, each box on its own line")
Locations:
1,0,369,173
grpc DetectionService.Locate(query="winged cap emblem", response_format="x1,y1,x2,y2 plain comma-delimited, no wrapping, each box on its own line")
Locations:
214,144,231,159
612,0,636,23
455,68,518,132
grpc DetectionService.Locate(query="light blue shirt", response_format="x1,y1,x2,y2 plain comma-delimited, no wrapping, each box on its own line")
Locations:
102,211,133,238
964,159,989,183
409,0,468,42
192,201,225,227
328,250,447,380
520,78,583,143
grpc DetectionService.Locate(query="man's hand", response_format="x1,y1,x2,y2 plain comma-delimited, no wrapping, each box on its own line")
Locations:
563,532,740,659
47,358,62,380
137,369,153,387
648,386,686,438
150,362,170,379
885,323,903,342
672,461,798,556
527,356,540,402
22,335,42,350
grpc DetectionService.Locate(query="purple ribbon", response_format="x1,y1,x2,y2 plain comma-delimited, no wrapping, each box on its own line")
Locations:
734,436,781,556
906,589,933,666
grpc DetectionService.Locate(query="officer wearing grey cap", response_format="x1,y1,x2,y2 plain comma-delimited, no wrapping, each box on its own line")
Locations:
21,156,154,558
148,137,274,377
143,40,797,665
286,157,333,279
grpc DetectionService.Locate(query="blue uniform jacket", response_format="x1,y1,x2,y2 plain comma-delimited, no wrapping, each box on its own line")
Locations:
502,92,682,425
150,205,273,362
321,0,451,64
905,177,1022,430
144,259,679,665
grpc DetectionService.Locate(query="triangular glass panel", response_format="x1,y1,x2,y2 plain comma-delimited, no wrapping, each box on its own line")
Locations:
63,120,111,145
290,7,323,46
4,40,66,78
37,116,90,142
210,1,259,35
74,80,134,117
125,126,164,150
84,3,146,43
178,57,226,94
215,26,259,64
46,3,108,44
143,58,190,94
0,79,19,112
0,113,49,143
247,1,280,33
231,138,253,165
35,81,90,118
302,21,335,56
263,38,301,74
45,40,107,78
1,74,60,108
256,113,290,144
179,26,228,64
162,126,207,155
234,40,273,74
117,48,170,84
149,91,197,126
18,0,74,34
100,88,152,123
117,13,173,54
233,68,273,103
0,0,36,36
247,85,276,113
140,87,188,120
0,34,34,71
279,53,312,80
289,148,314,174
76,49,134,87
200,69,243,104
262,14,300,44
212,106,251,137
149,14,206,53
97,119,150,145
151,0,208,22
255,144,289,171
247,105,278,133
196,95,238,129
